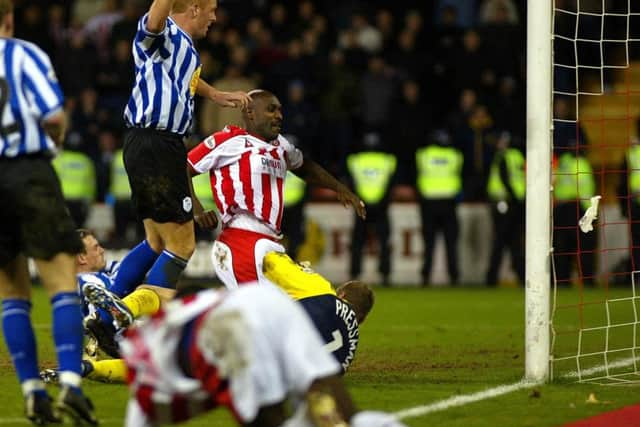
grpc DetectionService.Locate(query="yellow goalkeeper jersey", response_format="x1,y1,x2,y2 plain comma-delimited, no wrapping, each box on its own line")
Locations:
263,252,336,300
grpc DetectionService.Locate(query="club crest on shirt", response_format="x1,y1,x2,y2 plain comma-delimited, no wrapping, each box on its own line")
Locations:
183,196,193,212
189,65,202,97
204,135,216,149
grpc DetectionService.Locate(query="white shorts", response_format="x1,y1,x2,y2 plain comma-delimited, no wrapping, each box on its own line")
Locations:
212,227,285,288
209,285,341,422
124,286,340,426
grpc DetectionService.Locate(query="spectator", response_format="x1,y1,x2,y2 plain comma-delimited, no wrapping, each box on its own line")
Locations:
478,0,521,78
95,38,134,112
350,12,383,54
83,0,122,64
265,37,311,97
109,0,145,49
436,0,476,28
318,48,359,176
375,8,396,54
478,0,519,25
387,28,428,82
337,28,369,72
198,64,256,136
450,29,489,94
56,28,97,98
390,79,431,185
488,76,525,137
267,3,292,46
282,80,319,147
291,0,316,36
358,56,396,140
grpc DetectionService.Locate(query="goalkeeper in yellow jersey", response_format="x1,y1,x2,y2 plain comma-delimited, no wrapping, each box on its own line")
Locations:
262,251,374,373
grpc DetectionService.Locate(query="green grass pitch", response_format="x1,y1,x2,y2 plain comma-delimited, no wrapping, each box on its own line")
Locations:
0,286,638,426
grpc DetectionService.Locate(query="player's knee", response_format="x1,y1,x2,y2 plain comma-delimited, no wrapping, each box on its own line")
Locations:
165,238,195,260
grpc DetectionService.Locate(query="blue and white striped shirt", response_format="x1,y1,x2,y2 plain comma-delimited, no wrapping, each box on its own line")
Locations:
124,14,202,136
0,39,64,158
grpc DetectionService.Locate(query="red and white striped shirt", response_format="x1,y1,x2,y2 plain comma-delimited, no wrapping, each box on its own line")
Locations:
121,290,233,425
188,126,303,235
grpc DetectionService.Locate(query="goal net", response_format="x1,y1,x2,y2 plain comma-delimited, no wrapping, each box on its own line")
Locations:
549,0,640,385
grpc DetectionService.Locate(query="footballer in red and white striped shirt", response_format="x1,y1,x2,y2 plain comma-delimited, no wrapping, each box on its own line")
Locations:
188,90,366,288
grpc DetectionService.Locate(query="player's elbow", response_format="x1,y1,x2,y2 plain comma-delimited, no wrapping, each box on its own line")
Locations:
43,112,67,145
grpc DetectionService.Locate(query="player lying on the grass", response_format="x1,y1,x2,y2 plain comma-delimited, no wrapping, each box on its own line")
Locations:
74,229,187,356
262,251,373,373
43,237,373,382
121,284,404,427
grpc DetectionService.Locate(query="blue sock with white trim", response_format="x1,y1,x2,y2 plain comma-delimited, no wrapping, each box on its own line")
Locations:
1,299,42,394
145,250,189,289
109,240,159,297
51,292,83,391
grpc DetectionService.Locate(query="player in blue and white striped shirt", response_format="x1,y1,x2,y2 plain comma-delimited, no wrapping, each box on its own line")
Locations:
108,1,250,333
0,0,98,425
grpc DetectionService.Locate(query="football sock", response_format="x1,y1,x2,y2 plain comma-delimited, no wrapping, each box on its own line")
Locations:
145,250,189,289
110,240,159,297
87,359,128,383
1,299,40,389
123,288,161,318
51,292,83,389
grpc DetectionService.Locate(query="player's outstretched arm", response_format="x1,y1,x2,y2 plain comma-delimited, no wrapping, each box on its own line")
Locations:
146,0,174,33
293,159,366,219
197,79,251,109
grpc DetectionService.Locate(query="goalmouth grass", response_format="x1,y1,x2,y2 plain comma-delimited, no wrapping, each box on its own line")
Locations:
0,286,637,426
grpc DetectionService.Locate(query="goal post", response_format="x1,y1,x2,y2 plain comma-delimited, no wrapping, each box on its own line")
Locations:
525,0,553,382
536,0,640,385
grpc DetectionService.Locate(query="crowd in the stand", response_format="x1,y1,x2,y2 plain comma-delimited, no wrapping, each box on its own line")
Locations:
15,0,525,192
14,0,534,285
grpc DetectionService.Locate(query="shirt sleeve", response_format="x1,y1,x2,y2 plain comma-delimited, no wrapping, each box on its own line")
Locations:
134,13,170,53
188,134,218,174
277,134,304,169
20,43,64,120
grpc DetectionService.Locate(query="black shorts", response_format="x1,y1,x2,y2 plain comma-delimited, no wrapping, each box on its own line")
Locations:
123,128,193,224
0,156,83,266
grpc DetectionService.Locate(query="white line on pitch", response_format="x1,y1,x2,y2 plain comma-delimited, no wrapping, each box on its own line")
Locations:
393,356,640,421
561,356,640,378
393,380,541,420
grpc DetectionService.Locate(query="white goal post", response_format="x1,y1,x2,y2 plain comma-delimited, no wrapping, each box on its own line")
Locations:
525,0,552,382
528,0,640,384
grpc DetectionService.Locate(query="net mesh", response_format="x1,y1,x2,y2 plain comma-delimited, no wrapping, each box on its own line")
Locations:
550,0,640,384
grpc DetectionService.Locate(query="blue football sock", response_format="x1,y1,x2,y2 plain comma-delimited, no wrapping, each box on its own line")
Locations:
1,300,40,384
145,250,189,289
110,240,159,297
51,292,83,382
